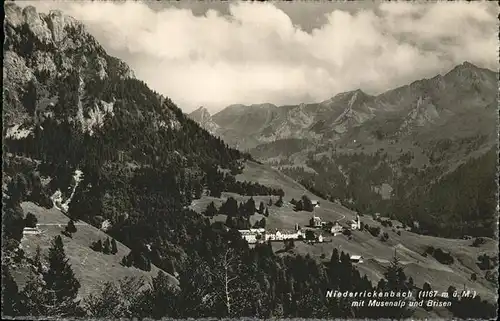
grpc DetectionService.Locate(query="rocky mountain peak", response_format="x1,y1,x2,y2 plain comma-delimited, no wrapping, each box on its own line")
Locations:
4,3,135,80
190,106,211,121
3,3,141,130
444,61,486,81
188,106,220,135
7,4,84,46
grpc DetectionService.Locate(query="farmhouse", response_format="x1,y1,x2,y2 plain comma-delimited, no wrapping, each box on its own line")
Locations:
310,215,322,228
23,226,41,236
266,229,305,241
350,255,364,264
311,200,320,208
238,228,305,244
238,228,265,244
330,221,343,235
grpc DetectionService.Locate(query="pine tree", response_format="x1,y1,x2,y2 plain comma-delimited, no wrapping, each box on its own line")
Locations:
422,282,433,311
275,195,283,207
2,264,21,316
24,212,38,228
66,220,77,234
258,201,265,214
31,245,44,274
264,207,269,217
225,215,234,228
301,195,314,212
246,197,256,216
20,265,52,316
268,198,273,206
103,237,111,254
148,271,178,318
376,251,411,318
42,235,81,315
203,201,218,218
294,200,303,211
221,197,238,217
111,238,118,255
91,239,103,252
384,252,408,291
121,252,133,267
84,281,123,317
163,257,175,275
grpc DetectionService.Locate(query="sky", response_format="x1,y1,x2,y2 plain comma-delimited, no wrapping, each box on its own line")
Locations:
22,0,499,113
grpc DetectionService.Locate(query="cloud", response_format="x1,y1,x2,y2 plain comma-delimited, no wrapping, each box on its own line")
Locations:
24,1,498,113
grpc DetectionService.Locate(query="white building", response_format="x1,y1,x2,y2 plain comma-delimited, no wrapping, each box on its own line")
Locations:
317,234,324,243
350,255,364,264
238,228,265,244
23,226,41,236
330,221,343,235
239,228,308,243
311,200,320,208
265,229,304,241
350,215,361,230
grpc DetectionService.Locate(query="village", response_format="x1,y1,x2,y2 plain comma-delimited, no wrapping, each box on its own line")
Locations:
238,200,365,264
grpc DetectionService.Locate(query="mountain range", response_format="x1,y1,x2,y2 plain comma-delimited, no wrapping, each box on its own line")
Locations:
190,62,497,152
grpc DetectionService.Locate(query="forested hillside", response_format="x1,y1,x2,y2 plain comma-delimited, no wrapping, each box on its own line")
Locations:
281,145,497,238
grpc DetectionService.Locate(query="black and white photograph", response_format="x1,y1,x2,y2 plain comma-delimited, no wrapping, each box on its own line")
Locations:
2,0,499,319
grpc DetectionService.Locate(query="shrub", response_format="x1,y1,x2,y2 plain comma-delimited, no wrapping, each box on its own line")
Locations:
301,195,314,212
90,239,103,252
103,237,111,254
472,237,486,247
368,226,380,237
284,239,295,250
65,220,77,234
428,247,454,265
61,230,72,238
24,212,38,228
111,238,118,255
203,201,218,218
275,195,283,207
305,230,315,240
477,254,494,270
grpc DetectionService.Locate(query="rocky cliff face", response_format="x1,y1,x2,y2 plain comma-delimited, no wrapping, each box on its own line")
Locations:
3,4,137,135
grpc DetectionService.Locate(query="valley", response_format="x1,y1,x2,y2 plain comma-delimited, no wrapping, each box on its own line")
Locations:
189,63,498,239
190,161,498,313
